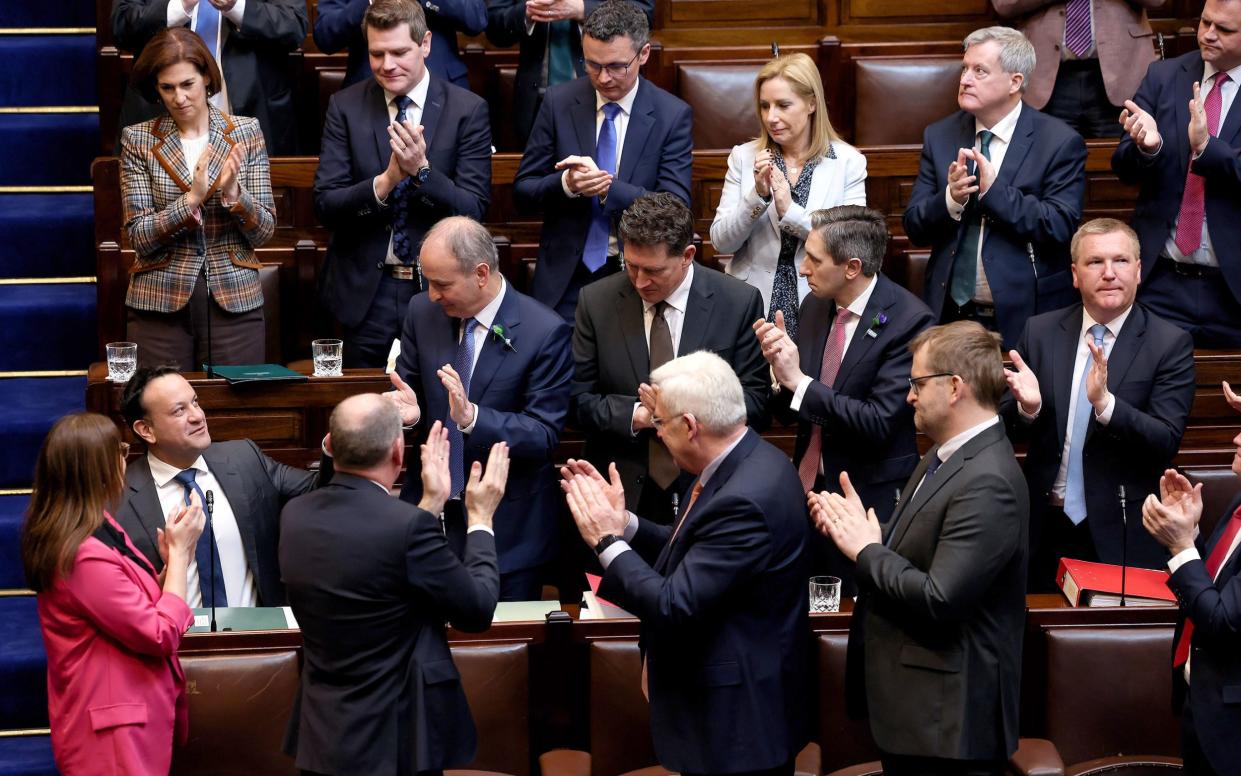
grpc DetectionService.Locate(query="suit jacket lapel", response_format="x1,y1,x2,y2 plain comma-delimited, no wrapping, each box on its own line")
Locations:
1085,304,1146,445
1173,58,1205,178
151,115,192,193
619,81,655,183
420,76,446,153
988,104,1034,197
370,81,394,168
1052,305,1083,450
800,299,832,381
205,106,236,197
203,445,261,578
617,283,649,383
470,286,520,400
677,270,714,356
834,277,888,388
572,83,597,157
124,456,168,557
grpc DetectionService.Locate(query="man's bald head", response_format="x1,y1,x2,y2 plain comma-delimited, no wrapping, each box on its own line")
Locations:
329,394,402,469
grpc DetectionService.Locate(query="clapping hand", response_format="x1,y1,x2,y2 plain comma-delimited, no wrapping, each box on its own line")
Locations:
525,0,585,22
557,155,612,199
157,489,205,567
1120,100,1163,153
188,144,212,210
964,147,996,196
1223,381,1241,413
947,148,979,205
418,421,452,515
215,143,244,204
437,364,474,428
383,371,421,426
1188,81,1211,157
465,442,510,528
753,149,775,199
1141,468,1201,554
559,458,626,515
808,472,881,562
389,120,428,178
753,311,804,390
1084,339,1110,413
561,462,629,546
1005,350,1042,415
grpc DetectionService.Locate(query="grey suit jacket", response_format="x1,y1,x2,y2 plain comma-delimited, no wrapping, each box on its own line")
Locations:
114,439,321,606
847,421,1029,760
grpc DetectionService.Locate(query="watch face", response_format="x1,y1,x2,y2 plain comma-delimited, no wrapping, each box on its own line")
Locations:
416,166,430,184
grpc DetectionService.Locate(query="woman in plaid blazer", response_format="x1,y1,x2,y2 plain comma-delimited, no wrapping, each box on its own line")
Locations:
121,28,275,369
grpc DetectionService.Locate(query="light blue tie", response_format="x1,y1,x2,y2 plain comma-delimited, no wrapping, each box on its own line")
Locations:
582,102,622,272
194,2,222,64
1064,323,1107,524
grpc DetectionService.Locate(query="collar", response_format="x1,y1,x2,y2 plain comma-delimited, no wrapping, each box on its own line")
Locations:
1202,61,1241,87
643,263,694,317
935,415,1000,464
1082,303,1133,341
383,67,431,113
840,274,879,320
596,78,641,116
698,428,747,488
975,99,1023,143
147,451,208,488
470,276,507,332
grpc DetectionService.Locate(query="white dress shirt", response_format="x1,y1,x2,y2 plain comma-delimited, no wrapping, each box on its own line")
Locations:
166,0,245,113
561,79,640,256
456,277,508,435
789,274,879,411
630,263,695,431
911,415,1002,500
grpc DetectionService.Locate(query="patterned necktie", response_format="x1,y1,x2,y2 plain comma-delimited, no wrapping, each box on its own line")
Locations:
1064,0,1093,58
172,468,227,608
194,2,222,63
648,301,679,489
950,129,994,307
798,307,852,491
1174,504,1241,666
1063,323,1107,524
1174,72,1230,256
390,96,423,288
582,102,622,272
448,317,476,496
547,20,575,85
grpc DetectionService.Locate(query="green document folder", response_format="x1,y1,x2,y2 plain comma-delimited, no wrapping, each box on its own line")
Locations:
205,364,308,385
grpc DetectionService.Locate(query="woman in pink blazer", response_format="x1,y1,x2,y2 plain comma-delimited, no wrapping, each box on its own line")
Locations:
21,412,204,775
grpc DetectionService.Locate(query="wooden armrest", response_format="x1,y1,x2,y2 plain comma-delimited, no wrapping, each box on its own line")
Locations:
1065,754,1182,775
1009,738,1065,776
538,749,591,776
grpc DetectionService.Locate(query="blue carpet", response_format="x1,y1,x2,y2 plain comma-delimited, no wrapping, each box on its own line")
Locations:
0,496,30,590
0,0,93,27
0,378,85,489
0,37,95,108
0,115,97,187
0,285,96,372
0,196,93,279
0,735,57,776
0,597,47,729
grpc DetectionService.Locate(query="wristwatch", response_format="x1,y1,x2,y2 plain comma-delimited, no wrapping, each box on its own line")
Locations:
594,534,623,556
412,164,431,187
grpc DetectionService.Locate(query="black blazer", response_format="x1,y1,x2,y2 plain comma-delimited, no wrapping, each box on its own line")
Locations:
314,75,492,328
600,429,812,774
114,440,321,607
1007,303,1195,569
849,423,1029,761
775,274,934,521
279,473,499,775
1168,493,1241,776
571,265,770,507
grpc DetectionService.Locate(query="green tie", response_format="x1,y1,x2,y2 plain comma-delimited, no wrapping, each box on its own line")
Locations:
950,129,994,308
547,21,575,85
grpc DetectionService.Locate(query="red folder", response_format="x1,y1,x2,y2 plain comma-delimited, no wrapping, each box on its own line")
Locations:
1056,558,1176,607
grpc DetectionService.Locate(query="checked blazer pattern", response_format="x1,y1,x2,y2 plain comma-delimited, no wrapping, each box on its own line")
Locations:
120,106,275,314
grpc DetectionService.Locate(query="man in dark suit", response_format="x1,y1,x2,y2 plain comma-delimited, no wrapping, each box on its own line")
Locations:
513,0,693,321
1112,0,1241,348
313,0,486,90
115,366,323,608
280,395,504,776
1005,218,1195,588
903,25,1086,350
485,0,653,147
816,321,1029,775
572,193,769,524
562,350,811,776
315,0,491,368
384,217,573,601
754,205,933,591
112,0,307,155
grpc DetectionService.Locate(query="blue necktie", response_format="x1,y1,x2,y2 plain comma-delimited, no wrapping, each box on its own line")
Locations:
172,468,227,607
582,102,622,272
448,318,476,496
194,2,222,63
390,96,423,288
1064,323,1108,524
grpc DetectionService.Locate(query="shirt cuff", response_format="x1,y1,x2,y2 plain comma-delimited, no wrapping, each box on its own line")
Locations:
1139,138,1163,158
630,402,643,436
373,176,390,206
467,524,495,536
789,376,814,412
1167,546,1201,574
224,0,245,25
622,511,638,541
946,185,965,221
167,0,191,26
561,170,579,198
598,540,632,569
525,18,536,34
1094,393,1115,425
1018,401,1041,421
458,403,479,434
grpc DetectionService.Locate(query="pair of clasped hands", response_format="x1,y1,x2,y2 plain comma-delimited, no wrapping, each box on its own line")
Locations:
556,155,613,199
187,144,245,213
377,117,430,199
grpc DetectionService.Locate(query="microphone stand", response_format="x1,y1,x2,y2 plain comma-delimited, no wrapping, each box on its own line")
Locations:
1117,485,1128,608
205,490,218,632
200,229,215,378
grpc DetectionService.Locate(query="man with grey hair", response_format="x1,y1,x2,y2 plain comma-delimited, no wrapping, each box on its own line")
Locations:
280,397,508,775
904,24,1086,350
562,350,812,776
754,205,934,592
385,216,573,601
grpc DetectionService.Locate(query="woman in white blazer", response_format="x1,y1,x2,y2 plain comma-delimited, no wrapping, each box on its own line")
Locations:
710,53,867,340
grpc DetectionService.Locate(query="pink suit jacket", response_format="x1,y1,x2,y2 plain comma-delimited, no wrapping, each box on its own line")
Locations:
37,514,194,776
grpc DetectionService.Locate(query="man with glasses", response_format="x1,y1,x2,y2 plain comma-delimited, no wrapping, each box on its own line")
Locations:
814,321,1028,776
572,193,768,524
514,0,693,322
1003,218,1195,589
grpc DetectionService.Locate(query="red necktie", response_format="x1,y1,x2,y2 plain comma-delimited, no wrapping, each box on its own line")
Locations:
798,308,852,491
1172,504,1241,667
1174,72,1230,256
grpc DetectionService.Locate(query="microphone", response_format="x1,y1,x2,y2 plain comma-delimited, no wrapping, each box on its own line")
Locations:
200,233,216,378
1117,485,1128,608
205,490,218,632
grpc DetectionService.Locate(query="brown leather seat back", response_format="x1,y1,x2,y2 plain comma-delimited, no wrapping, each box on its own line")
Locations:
454,642,531,776
1186,467,1241,542
853,57,960,146
494,67,521,152
589,640,659,776
677,63,763,150
260,263,282,364
817,632,880,772
174,649,301,775
1043,626,1179,766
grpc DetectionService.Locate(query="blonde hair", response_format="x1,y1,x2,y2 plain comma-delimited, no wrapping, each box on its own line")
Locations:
754,53,836,160
1070,218,1141,265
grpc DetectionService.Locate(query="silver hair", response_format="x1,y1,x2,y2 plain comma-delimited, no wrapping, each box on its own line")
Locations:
424,216,499,275
963,26,1036,91
650,351,746,434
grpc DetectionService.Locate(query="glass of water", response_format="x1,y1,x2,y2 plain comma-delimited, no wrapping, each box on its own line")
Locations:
106,342,137,383
809,576,841,613
312,339,343,377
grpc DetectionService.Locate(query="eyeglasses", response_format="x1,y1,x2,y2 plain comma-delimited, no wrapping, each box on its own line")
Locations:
907,373,955,395
583,50,641,78
651,413,687,431
119,442,131,457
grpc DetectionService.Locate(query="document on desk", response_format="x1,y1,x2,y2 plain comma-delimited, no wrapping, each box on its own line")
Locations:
579,573,636,619
189,606,299,632
492,601,563,622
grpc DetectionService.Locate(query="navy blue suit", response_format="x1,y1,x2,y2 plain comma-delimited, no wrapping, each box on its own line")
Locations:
1167,494,1241,776
1008,303,1195,574
1112,51,1241,347
312,0,486,89
397,283,573,580
600,428,812,774
315,76,491,362
513,77,693,317
903,104,1086,349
